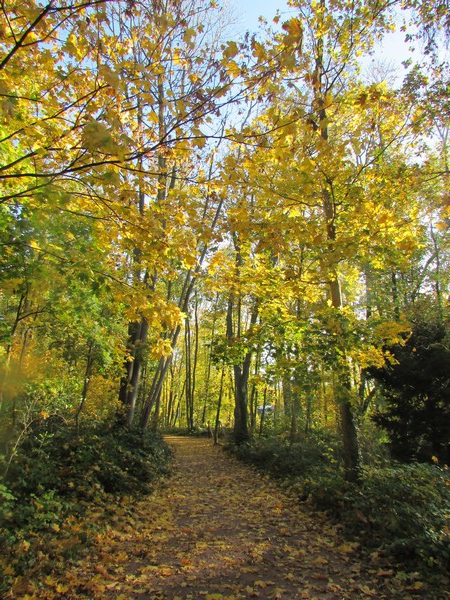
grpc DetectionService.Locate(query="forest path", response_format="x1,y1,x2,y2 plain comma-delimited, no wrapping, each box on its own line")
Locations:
23,436,425,599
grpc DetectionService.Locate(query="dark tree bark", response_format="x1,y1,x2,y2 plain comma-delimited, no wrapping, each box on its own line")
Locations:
226,288,259,445
213,366,225,445
118,317,149,426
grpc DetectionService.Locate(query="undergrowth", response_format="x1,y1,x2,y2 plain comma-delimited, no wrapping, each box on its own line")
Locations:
0,421,172,593
230,432,450,576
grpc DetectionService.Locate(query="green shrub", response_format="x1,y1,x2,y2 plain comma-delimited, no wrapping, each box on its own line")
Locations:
295,462,450,571
358,421,391,467
231,429,341,479
5,421,171,503
231,434,450,573
349,463,450,568
1,421,172,537
0,421,172,594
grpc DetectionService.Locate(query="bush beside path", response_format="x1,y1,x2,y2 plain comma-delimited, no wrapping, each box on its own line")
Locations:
6,436,446,599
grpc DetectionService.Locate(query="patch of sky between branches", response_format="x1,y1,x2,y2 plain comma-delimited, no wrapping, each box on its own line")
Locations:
230,0,420,87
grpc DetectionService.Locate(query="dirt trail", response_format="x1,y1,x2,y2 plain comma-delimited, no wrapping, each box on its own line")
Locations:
15,436,433,599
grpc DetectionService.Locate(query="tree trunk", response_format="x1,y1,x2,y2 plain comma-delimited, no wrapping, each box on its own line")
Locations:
259,387,268,436
192,295,200,421
201,293,219,424
313,10,360,481
75,341,95,433
184,315,194,431
213,366,225,445
226,290,259,445
430,225,444,322
0,292,27,414
139,197,224,430
391,271,400,319
329,280,360,482
118,317,149,425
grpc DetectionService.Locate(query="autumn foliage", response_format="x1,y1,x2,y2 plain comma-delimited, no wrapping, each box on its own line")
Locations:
1,0,450,595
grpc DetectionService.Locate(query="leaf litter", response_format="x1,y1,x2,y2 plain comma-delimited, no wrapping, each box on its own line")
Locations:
6,436,448,599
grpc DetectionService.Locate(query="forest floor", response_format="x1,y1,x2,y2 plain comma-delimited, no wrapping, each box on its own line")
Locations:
8,436,449,599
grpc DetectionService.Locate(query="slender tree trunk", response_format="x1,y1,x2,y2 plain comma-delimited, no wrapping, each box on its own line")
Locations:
201,293,219,424
140,353,172,429
259,387,268,437
391,271,400,319
118,323,138,403
321,362,329,425
227,294,248,444
117,93,150,425
430,225,444,322
201,343,211,425
249,349,261,433
139,197,224,430
118,317,149,425
184,315,194,431
226,232,260,445
249,383,258,433
191,295,199,421
313,9,360,481
214,366,225,445
364,264,374,320
173,382,184,427
151,389,162,431
305,392,312,435
329,280,360,481
283,369,292,421
75,341,95,433
290,396,297,445
0,292,27,413
127,318,149,425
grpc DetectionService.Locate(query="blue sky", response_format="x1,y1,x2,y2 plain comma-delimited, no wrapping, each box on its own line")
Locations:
231,0,289,31
230,0,416,70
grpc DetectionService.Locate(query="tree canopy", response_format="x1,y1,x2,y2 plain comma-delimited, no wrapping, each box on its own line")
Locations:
1,0,450,594
1,0,449,477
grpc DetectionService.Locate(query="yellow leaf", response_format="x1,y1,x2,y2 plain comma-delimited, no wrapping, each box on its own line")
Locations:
192,136,206,149
269,589,286,600
252,41,266,62
183,28,196,45
282,17,302,37
223,41,239,60
410,581,425,590
100,65,120,90
357,585,376,596
44,575,56,587
81,121,118,154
